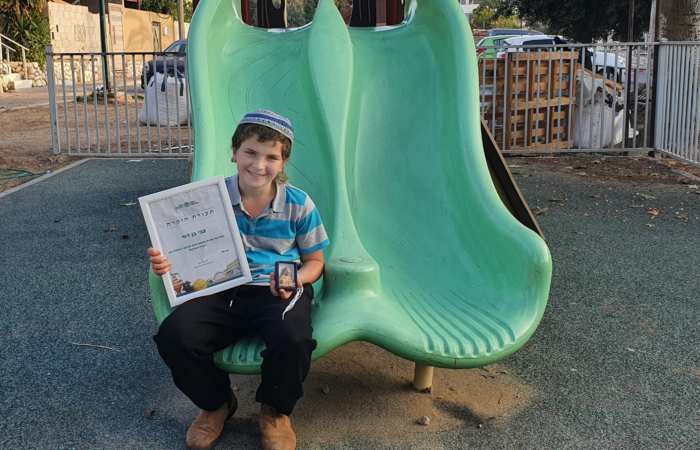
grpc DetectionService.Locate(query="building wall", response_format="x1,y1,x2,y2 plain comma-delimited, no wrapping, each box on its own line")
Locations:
123,8,177,52
47,2,102,53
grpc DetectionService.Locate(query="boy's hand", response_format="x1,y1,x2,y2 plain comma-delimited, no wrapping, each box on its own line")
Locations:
148,247,171,276
270,271,302,300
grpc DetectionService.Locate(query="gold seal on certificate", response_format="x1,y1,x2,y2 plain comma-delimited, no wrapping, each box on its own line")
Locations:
139,175,252,307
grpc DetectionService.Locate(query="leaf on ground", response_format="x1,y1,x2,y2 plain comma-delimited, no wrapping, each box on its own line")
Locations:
686,185,699,189
564,166,574,170
54,219,61,223
628,204,642,208
646,224,655,228
508,164,521,168
531,207,548,216
511,171,524,175
588,194,601,199
677,215,690,220
146,410,155,420
105,228,117,232
322,385,330,395
120,201,137,207
641,194,656,200
551,198,563,203
573,165,587,170
646,208,662,216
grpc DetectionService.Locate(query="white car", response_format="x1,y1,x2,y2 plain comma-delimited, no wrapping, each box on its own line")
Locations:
495,36,559,59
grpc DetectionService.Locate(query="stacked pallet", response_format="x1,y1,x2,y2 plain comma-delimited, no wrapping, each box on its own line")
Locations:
478,51,581,150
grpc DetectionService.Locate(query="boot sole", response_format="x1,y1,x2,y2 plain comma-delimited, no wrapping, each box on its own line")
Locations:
186,400,239,450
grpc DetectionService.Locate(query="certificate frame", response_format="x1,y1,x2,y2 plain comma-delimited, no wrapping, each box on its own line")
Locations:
139,175,252,307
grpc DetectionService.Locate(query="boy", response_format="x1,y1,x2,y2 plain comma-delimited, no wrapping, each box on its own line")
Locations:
147,110,329,450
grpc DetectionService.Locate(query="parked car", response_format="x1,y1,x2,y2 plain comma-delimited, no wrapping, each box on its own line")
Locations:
594,51,627,84
141,39,187,88
486,29,544,37
475,35,518,59
495,36,561,59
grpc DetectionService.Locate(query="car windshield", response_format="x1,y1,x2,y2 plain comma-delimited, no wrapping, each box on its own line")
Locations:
165,42,186,53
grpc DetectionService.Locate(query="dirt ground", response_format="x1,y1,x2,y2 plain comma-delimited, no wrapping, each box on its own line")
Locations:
2,104,700,194
225,341,533,447
0,99,191,193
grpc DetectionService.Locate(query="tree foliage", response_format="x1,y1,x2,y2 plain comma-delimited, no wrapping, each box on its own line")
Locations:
512,0,652,42
0,0,49,68
141,0,193,22
252,0,351,28
472,0,518,30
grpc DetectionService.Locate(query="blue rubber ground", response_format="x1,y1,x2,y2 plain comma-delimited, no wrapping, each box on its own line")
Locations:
0,159,698,449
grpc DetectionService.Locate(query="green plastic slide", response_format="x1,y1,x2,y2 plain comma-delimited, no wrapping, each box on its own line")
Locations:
149,0,552,374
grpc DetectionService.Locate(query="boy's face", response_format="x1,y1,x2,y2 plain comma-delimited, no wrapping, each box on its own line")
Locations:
232,135,285,191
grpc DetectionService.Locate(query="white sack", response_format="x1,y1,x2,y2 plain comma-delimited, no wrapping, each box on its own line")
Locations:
138,72,190,127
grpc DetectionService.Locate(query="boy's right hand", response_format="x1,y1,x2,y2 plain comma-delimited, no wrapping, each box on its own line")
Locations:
148,247,171,276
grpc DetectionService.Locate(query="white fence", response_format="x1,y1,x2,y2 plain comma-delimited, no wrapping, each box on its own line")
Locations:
654,42,700,168
46,45,192,157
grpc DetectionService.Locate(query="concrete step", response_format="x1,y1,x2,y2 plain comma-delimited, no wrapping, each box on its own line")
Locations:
9,79,33,89
7,73,22,82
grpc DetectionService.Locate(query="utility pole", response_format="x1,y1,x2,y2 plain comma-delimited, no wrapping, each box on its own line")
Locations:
627,0,635,41
98,0,111,91
178,0,186,40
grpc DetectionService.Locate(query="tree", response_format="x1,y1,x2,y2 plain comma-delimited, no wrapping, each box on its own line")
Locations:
472,0,518,29
658,0,700,41
141,0,193,22
512,0,652,42
0,0,49,67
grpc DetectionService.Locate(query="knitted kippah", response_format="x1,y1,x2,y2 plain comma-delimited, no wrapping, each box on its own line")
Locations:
238,109,294,141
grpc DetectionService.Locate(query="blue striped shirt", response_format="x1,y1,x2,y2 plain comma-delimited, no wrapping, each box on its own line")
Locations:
225,174,330,285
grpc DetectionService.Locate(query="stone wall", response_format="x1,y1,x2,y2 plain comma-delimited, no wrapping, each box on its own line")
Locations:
10,62,49,87
47,2,102,54
125,59,144,79
52,57,103,85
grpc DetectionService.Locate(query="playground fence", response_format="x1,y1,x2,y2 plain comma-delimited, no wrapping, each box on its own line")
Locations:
45,45,192,158
45,41,700,170
477,42,654,156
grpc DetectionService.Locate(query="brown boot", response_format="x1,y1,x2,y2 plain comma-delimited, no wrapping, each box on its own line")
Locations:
186,389,238,449
259,404,297,450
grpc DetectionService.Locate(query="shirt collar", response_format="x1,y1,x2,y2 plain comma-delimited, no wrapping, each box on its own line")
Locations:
226,174,286,213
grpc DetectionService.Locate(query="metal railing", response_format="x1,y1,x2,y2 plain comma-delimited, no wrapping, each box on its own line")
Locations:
0,33,29,79
477,42,654,154
654,41,700,168
46,46,192,157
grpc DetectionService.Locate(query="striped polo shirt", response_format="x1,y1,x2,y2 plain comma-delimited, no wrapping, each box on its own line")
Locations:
225,174,330,286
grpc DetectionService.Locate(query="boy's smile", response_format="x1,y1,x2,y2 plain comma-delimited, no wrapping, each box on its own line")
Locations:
232,136,285,194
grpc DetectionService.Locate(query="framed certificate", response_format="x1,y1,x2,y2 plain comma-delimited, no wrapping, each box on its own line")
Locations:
139,175,252,307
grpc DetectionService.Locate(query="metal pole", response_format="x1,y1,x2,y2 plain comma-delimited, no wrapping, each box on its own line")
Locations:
21,48,27,81
46,45,61,155
628,0,635,42
99,0,111,91
178,0,186,40
413,364,434,392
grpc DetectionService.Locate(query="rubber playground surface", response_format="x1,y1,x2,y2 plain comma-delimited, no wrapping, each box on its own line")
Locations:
0,158,698,449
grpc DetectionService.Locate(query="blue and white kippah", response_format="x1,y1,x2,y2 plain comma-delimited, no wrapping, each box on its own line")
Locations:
238,109,294,141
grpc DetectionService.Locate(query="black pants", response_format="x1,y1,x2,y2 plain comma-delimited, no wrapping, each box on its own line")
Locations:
153,284,317,416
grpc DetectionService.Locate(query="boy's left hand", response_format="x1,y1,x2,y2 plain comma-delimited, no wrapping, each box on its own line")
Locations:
270,271,303,300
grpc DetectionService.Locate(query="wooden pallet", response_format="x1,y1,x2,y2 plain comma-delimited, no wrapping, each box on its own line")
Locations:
478,51,580,151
